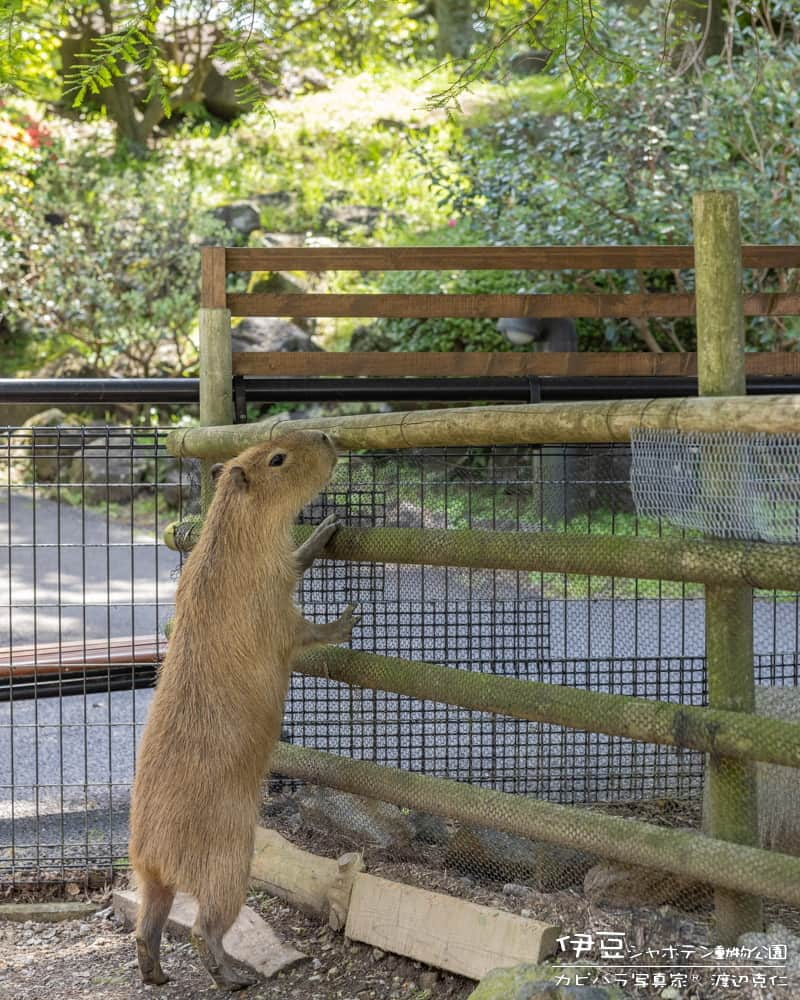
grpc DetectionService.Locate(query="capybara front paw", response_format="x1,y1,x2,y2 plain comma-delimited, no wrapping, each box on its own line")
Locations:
308,513,340,552
330,602,360,644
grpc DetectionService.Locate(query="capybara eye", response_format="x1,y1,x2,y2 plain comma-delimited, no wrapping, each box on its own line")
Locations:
268,453,286,467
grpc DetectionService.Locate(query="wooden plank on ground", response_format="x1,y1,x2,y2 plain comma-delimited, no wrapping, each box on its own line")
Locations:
250,827,363,929
113,889,305,980
223,245,800,273
231,350,800,379
344,872,559,981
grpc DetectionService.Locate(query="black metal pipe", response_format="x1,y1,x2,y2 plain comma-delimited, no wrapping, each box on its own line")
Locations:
0,667,158,702
0,378,200,404
240,376,800,402
2,375,800,406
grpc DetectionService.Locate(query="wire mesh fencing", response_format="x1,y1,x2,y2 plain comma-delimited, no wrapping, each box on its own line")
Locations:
1,425,799,932
0,425,190,886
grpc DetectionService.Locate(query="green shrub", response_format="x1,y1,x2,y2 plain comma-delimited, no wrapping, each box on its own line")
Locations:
423,3,800,352
0,141,227,377
368,268,537,352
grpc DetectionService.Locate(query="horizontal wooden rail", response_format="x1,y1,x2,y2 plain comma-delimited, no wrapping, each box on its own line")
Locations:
0,636,164,680
227,291,800,319
231,350,800,378
223,245,800,272
164,521,800,592
166,394,800,456
271,742,800,908
295,647,800,768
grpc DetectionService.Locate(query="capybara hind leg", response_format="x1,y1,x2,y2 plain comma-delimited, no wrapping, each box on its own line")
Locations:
135,877,175,986
192,901,256,991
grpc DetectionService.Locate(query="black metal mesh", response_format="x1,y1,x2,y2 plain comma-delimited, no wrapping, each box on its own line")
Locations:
0,425,192,886
2,427,800,894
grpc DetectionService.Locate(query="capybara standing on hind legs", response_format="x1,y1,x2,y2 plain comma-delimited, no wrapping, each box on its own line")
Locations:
129,430,356,990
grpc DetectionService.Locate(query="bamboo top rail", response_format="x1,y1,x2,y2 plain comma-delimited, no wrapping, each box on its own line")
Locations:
167,394,800,457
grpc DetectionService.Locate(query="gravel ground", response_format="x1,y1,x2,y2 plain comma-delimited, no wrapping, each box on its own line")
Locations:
0,888,474,1000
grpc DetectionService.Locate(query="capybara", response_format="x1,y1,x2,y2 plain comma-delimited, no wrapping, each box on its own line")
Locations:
129,430,356,989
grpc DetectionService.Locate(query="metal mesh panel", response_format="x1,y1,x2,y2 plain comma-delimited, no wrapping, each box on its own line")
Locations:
0,426,191,885
631,428,800,543
2,426,800,949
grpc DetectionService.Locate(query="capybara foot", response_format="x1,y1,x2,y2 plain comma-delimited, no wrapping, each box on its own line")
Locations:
215,967,257,991
192,933,257,991
137,938,169,985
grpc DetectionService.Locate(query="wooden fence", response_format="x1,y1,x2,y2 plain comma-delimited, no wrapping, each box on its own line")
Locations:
169,192,800,944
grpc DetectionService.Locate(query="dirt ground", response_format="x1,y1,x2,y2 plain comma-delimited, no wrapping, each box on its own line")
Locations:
0,889,473,1000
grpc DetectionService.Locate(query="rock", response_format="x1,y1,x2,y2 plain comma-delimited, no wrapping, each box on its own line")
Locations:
202,62,257,120
209,201,262,238
68,436,151,503
409,811,450,846
446,827,595,892
246,271,314,332
319,201,384,235
739,922,800,979
248,271,308,296
583,861,712,911
419,970,439,989
36,349,100,380
503,883,529,897
349,324,392,353
297,786,414,850
15,409,84,482
113,889,305,979
509,49,553,75
253,191,295,209
232,316,322,353
468,963,624,1000
0,901,96,923
259,230,305,247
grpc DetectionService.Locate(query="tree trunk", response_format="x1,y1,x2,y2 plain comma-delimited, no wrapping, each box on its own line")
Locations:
673,0,727,57
434,0,473,58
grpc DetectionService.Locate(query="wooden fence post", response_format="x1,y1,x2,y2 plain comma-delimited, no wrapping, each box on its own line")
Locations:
199,247,233,513
694,190,763,942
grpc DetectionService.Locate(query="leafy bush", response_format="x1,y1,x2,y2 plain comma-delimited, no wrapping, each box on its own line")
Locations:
422,3,800,352
368,267,534,352
1,140,227,377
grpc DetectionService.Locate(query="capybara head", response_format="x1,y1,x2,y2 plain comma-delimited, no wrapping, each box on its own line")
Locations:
211,430,338,519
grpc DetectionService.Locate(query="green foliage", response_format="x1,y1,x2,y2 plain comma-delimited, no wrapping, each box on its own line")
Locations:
426,3,800,352
66,1,167,111
367,268,535,352
0,0,60,99
0,142,227,376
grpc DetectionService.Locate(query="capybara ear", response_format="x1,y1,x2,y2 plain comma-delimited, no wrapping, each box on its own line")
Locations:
230,466,249,491
211,463,224,482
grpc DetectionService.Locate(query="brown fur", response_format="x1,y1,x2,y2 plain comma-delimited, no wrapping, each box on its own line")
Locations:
129,430,353,990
